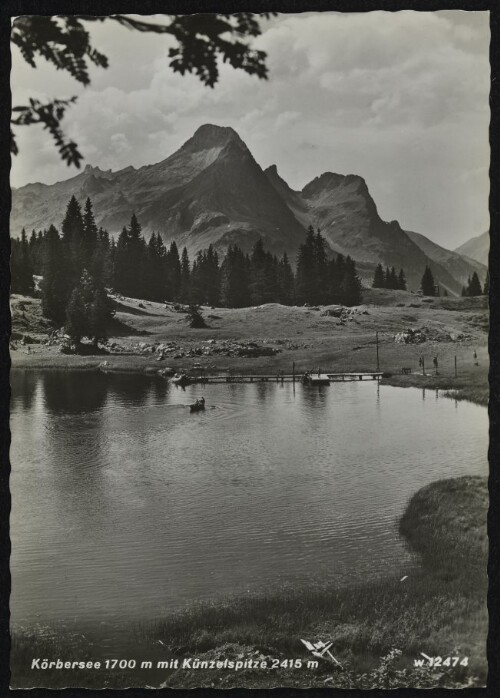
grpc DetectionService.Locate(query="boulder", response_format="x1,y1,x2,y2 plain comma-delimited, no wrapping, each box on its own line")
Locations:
394,328,427,344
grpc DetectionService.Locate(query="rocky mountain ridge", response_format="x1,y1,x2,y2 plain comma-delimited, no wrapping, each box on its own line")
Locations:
11,124,486,295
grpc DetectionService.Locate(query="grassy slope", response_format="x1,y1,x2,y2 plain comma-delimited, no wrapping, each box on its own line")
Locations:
11,476,488,689
10,289,489,404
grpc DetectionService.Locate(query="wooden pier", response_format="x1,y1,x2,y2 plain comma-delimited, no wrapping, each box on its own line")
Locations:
327,372,384,382
181,371,383,385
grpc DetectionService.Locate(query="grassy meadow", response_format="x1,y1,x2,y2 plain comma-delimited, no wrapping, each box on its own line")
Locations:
11,287,488,405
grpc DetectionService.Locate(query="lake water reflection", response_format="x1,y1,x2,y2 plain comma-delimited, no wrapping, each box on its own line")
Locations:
10,370,488,626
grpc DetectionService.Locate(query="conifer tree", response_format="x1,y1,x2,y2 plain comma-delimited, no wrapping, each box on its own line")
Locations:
421,265,436,296
389,266,398,290
341,256,362,306
113,214,147,298
467,271,483,297
144,232,166,301
128,213,147,298
277,252,295,305
296,226,316,304
165,241,181,301
82,197,98,266
61,195,84,280
89,286,112,347
65,285,88,346
385,267,391,289
220,245,249,307
372,263,385,288
398,268,407,291
41,224,71,324
65,270,112,348
30,230,45,274
11,228,34,294
93,227,112,287
483,270,489,296
61,195,84,246
179,247,191,303
313,230,328,304
249,238,276,305
331,253,345,303
113,226,131,295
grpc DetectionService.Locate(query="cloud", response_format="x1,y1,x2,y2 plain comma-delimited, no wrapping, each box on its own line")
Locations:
10,11,490,248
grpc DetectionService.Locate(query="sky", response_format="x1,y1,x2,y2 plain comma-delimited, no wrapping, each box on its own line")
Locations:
10,11,490,249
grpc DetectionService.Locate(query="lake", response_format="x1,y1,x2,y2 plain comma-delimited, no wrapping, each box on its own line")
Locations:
9,370,488,627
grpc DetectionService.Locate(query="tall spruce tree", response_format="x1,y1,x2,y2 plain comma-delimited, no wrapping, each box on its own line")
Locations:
29,229,44,274
113,226,131,295
11,228,34,294
398,268,407,291
190,245,220,305
65,270,112,348
249,238,276,305
277,252,295,305
341,256,362,306
92,227,111,287
220,245,249,307
128,213,147,299
330,253,345,303
483,270,489,296
179,247,191,303
467,271,483,297
389,266,398,290
82,197,98,267
41,224,71,324
89,286,112,347
61,195,84,281
372,263,385,288
113,213,147,299
165,241,181,301
65,285,88,346
421,265,436,296
313,230,328,304
296,226,316,304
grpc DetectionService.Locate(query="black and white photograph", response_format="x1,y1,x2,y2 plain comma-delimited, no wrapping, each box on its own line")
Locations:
8,7,490,689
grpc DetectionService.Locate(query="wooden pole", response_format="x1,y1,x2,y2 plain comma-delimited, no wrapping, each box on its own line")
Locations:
454,355,457,378
292,361,295,383
422,357,426,376
376,331,380,371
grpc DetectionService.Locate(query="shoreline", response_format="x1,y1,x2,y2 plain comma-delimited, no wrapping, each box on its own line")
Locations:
10,290,489,406
10,475,488,689
10,360,489,407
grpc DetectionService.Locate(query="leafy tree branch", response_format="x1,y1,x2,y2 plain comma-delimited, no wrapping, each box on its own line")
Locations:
11,13,274,166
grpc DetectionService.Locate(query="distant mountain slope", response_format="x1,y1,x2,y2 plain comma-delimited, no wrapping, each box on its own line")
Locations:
455,231,489,267
407,230,487,287
265,165,470,295
11,125,306,258
11,123,481,295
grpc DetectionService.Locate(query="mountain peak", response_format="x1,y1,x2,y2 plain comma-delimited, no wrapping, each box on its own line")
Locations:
265,164,279,177
186,124,244,151
302,172,367,197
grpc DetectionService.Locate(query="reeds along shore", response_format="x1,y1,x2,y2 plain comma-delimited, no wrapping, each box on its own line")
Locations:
10,475,488,690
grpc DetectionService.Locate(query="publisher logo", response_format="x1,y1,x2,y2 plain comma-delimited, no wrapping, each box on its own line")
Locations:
300,639,342,666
